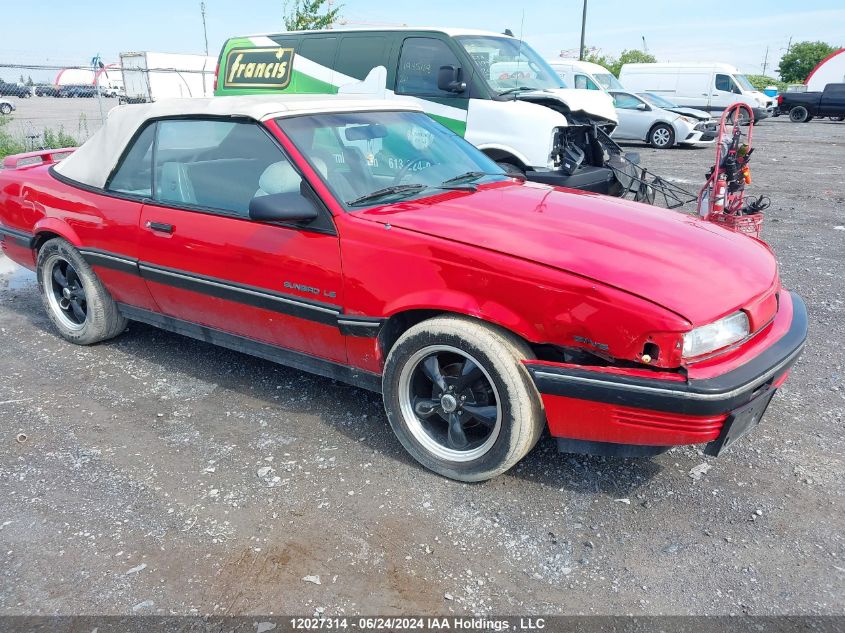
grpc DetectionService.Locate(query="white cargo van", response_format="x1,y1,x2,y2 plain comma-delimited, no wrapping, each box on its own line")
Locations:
546,59,623,92
619,63,774,121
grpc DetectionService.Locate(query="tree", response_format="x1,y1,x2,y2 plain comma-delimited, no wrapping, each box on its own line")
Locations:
777,41,839,83
283,0,341,31
584,48,656,78
744,74,787,92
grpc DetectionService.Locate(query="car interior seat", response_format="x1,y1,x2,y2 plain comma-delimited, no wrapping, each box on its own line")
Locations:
158,163,197,205
254,160,303,198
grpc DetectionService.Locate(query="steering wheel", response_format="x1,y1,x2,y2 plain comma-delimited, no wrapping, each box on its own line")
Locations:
393,158,432,185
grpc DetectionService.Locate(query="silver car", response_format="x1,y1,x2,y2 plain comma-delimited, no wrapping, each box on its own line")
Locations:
0,98,15,115
609,90,715,149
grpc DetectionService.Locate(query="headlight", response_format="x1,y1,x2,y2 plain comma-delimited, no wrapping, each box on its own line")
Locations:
682,311,750,358
678,116,695,124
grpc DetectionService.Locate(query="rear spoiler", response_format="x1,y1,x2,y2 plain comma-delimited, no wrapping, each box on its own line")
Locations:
2,147,77,170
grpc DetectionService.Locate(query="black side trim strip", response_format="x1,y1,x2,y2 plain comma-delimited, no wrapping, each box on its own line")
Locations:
69,244,383,338
529,292,807,416
138,261,342,327
0,225,35,248
117,304,382,393
79,248,140,275
337,315,385,338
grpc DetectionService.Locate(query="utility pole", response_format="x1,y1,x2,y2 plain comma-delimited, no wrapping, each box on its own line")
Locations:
200,2,209,55
642,35,649,54
327,0,334,29
762,46,769,76
579,0,588,61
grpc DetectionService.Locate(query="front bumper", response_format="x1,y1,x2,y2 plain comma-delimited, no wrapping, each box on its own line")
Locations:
526,292,807,454
753,106,772,121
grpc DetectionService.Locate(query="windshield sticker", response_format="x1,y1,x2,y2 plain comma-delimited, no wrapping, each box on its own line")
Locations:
407,125,434,151
224,47,295,89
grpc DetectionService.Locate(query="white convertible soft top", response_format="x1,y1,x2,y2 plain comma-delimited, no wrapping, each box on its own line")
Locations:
54,95,420,189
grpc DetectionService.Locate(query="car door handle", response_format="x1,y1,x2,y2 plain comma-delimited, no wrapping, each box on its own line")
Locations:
145,221,174,234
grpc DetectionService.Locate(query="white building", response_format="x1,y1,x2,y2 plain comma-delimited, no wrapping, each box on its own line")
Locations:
805,49,845,91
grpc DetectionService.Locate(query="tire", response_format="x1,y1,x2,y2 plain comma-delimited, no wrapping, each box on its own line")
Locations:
789,106,810,123
496,161,525,177
648,123,675,149
36,238,127,345
831,116,845,122
0,104,11,115
382,316,545,482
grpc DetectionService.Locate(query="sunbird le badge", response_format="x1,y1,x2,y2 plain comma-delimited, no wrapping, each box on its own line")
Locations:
224,47,295,89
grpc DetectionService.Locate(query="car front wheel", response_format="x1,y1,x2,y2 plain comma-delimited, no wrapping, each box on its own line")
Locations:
0,103,11,115
37,238,127,345
649,123,675,149
382,316,545,482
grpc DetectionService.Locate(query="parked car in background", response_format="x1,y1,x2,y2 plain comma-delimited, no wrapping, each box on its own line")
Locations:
546,59,623,91
0,95,806,481
608,90,715,148
778,83,845,122
58,84,98,98
0,80,31,98
619,63,773,122
0,98,15,115
34,84,60,97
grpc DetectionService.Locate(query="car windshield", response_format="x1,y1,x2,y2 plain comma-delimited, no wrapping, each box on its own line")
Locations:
639,92,678,109
594,72,624,91
734,74,755,91
456,35,565,94
276,110,508,209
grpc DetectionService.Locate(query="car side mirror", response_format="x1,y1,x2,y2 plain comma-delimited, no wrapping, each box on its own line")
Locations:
437,65,466,93
249,191,319,224
636,102,649,111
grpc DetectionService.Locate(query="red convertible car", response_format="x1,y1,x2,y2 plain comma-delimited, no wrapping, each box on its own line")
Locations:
0,96,806,481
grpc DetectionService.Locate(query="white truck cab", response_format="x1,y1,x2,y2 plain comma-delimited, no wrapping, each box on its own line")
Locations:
546,59,624,92
619,63,774,121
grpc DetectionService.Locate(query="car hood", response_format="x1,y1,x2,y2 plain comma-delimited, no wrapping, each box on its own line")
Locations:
515,88,618,125
356,182,777,326
667,106,711,120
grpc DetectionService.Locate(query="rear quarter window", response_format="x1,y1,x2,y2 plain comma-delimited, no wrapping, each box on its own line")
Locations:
335,36,387,81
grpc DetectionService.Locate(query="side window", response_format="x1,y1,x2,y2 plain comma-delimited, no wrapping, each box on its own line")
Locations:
296,37,337,92
575,74,599,90
107,123,156,196
396,37,462,96
715,73,739,93
153,119,300,217
335,36,386,80
612,93,644,109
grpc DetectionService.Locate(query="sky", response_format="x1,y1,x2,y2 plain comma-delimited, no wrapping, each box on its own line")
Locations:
2,0,843,82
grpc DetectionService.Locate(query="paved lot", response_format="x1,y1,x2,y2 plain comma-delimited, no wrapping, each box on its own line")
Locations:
2,96,110,145
0,116,843,616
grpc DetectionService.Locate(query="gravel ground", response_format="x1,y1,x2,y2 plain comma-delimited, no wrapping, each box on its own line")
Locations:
2,96,109,145
0,116,843,617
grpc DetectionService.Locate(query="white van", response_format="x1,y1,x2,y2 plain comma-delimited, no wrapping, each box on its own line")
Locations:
546,59,624,92
619,63,774,121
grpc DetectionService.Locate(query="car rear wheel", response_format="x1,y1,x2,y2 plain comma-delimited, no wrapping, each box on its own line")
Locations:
37,238,127,345
831,116,845,122
789,106,810,123
0,103,11,115
382,316,545,482
649,123,675,149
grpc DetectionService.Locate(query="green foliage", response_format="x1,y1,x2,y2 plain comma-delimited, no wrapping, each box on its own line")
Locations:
283,0,341,31
744,74,787,92
0,117,80,159
778,41,840,83
0,118,26,159
583,48,657,77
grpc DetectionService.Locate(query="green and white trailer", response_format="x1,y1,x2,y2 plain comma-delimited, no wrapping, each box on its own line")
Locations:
214,27,631,194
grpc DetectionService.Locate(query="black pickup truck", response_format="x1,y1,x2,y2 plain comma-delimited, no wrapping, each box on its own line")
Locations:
777,83,845,122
